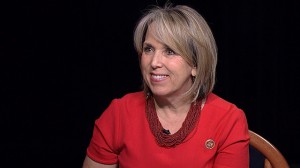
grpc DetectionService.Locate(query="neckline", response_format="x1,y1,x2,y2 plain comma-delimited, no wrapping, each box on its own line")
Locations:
145,96,204,147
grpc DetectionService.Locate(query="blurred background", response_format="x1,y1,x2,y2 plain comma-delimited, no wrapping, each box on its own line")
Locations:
1,0,299,167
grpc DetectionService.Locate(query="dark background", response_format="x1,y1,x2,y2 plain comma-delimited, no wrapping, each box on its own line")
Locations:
1,0,299,167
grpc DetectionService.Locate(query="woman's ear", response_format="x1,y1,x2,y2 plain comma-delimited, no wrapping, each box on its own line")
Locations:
191,67,197,77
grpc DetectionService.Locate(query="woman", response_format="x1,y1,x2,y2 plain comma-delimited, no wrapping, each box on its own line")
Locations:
82,3,249,168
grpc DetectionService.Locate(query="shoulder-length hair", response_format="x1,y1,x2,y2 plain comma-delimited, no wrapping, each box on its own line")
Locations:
133,4,217,102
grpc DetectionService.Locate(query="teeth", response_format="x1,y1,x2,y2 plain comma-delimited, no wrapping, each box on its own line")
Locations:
152,75,167,80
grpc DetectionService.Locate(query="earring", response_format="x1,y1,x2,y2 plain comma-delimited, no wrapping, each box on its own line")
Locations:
192,75,196,82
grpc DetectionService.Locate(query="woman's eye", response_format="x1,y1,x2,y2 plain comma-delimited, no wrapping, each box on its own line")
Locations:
143,46,152,53
166,48,176,55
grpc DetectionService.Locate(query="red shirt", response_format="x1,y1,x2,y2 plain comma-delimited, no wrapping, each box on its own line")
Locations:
86,91,249,168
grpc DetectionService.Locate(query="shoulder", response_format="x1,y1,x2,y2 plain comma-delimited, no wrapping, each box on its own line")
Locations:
119,91,145,100
201,93,247,127
205,93,244,116
96,91,146,125
113,91,146,106
103,91,146,116
199,93,249,146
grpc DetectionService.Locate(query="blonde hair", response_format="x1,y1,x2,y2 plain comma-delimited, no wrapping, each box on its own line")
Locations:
133,4,217,101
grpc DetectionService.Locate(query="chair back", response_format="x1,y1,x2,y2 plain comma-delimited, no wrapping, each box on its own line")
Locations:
249,130,290,168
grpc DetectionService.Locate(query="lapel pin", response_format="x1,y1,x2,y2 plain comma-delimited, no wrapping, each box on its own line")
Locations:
205,139,215,149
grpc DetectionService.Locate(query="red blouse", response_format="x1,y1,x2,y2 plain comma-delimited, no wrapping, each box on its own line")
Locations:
86,91,250,168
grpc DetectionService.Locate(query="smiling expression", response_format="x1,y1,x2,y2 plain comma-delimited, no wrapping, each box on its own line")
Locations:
141,24,196,99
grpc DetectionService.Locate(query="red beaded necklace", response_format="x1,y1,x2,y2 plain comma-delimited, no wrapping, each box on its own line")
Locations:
145,95,203,147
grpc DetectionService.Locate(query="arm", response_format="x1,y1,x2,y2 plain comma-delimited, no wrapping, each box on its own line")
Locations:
82,156,117,168
214,108,250,168
83,99,121,168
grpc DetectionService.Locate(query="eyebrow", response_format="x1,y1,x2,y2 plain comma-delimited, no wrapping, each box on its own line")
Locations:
143,41,171,50
143,42,152,46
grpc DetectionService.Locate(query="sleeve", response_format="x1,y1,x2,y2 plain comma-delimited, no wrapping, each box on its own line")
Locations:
86,99,121,164
214,107,250,168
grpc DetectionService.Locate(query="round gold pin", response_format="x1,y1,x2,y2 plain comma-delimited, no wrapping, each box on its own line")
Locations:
205,139,215,149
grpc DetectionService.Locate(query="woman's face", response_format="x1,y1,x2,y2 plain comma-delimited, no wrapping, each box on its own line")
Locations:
141,24,196,99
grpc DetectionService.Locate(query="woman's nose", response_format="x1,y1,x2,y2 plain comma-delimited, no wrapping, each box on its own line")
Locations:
151,51,163,69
